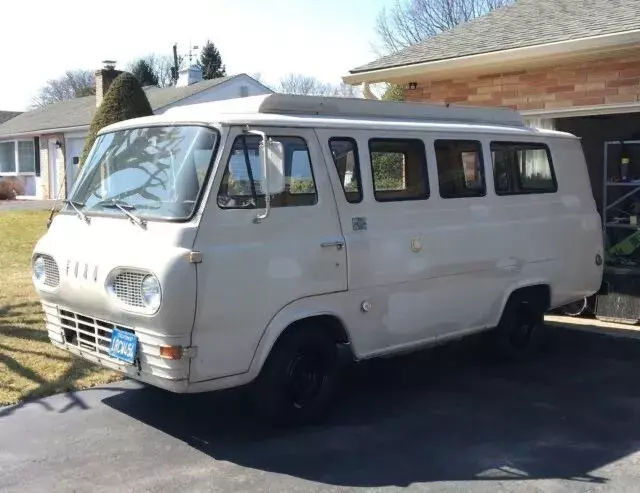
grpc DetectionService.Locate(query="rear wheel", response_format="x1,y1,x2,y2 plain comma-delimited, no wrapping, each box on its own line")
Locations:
253,328,340,426
490,292,548,361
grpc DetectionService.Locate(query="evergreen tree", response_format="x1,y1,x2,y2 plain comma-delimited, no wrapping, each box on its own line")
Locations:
382,84,406,102
130,59,160,87
197,40,226,79
79,72,153,165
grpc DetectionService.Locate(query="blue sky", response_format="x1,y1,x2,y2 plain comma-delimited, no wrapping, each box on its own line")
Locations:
0,0,389,111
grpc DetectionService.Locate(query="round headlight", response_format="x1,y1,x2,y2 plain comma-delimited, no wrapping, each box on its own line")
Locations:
141,275,161,312
33,256,46,284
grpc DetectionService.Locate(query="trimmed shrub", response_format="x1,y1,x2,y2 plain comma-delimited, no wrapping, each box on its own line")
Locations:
0,177,25,200
79,72,153,165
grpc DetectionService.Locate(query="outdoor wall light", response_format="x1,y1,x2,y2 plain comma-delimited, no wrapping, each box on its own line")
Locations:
407,82,418,90
55,140,62,149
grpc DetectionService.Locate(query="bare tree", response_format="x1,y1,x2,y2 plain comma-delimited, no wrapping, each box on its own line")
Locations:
332,83,362,98
277,74,335,96
277,75,363,98
32,70,95,107
375,0,514,54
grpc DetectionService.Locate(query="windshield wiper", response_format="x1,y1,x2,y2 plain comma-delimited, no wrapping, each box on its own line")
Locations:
99,200,147,229
63,200,90,224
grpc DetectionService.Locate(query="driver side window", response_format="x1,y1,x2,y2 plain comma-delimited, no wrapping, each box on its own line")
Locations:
217,135,317,209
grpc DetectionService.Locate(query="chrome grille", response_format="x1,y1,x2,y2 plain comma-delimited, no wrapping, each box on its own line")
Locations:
113,271,146,308
59,309,134,357
42,255,60,287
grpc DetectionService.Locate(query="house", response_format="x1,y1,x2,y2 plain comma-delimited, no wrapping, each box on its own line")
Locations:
0,64,272,199
344,0,640,214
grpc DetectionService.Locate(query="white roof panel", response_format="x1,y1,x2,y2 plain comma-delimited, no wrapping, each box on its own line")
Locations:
100,94,574,140
161,94,525,127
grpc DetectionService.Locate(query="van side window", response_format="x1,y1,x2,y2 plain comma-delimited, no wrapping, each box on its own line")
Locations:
435,140,485,199
217,135,317,209
369,138,429,202
329,138,362,203
491,142,557,194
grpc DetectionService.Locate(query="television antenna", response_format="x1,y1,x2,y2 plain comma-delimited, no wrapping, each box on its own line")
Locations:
187,42,200,66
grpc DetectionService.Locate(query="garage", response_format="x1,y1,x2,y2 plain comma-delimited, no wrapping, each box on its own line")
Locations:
553,113,640,322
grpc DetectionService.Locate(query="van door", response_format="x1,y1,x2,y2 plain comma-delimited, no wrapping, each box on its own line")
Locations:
318,128,440,355
190,127,347,382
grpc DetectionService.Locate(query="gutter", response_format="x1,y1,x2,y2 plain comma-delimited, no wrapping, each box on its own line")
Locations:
0,125,89,140
343,29,640,85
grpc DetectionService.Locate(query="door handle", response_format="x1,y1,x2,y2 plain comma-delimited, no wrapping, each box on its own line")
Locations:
320,240,345,250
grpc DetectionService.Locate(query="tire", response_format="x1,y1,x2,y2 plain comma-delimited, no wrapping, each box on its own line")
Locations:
490,293,548,361
253,328,340,426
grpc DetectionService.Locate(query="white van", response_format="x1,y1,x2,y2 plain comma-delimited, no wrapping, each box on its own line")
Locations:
32,94,603,423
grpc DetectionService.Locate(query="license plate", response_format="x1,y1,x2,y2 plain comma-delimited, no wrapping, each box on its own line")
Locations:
109,328,138,365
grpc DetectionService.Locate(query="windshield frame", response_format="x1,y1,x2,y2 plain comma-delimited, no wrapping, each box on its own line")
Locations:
62,123,221,224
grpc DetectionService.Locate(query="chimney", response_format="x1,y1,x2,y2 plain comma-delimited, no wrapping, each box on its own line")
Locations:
95,60,123,107
176,66,203,87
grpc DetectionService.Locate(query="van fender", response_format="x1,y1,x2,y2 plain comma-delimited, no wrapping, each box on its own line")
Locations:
247,293,353,379
496,277,552,323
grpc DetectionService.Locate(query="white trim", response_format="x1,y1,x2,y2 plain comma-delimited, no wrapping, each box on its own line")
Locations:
521,102,640,119
0,125,89,140
343,29,640,85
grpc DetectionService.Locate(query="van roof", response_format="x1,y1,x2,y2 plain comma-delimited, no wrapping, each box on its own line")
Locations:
99,94,575,139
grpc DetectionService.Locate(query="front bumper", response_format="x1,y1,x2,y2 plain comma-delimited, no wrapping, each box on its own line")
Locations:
42,301,191,393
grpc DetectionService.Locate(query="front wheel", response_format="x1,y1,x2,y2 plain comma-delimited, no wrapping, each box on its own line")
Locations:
253,328,340,426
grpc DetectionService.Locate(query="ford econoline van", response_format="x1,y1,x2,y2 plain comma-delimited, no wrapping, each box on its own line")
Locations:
32,94,603,423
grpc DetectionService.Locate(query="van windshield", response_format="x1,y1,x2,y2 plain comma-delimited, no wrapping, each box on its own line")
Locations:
67,125,218,220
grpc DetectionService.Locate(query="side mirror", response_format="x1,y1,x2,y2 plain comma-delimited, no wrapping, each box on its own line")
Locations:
259,139,285,195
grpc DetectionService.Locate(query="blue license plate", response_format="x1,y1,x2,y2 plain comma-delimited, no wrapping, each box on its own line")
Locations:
109,329,138,365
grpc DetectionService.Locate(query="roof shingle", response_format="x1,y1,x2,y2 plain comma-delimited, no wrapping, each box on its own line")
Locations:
351,0,640,74
0,75,242,138
0,111,21,125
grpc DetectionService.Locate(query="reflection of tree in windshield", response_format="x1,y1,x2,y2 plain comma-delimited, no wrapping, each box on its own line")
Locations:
92,127,182,206
72,126,217,219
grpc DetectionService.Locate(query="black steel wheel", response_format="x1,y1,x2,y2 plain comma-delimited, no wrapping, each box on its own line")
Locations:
254,328,340,426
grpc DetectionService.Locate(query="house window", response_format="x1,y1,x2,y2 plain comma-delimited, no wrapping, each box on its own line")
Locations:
0,139,36,175
369,138,429,202
18,141,36,173
435,140,485,198
491,142,557,194
0,142,16,173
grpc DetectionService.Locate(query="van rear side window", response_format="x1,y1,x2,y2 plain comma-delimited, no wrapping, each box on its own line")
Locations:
329,138,362,203
217,135,317,209
435,140,485,199
369,139,429,202
491,142,557,195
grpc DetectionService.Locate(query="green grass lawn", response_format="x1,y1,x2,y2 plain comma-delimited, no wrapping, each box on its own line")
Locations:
0,210,120,407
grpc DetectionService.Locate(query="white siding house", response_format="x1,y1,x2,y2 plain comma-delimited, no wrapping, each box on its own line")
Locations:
0,66,272,199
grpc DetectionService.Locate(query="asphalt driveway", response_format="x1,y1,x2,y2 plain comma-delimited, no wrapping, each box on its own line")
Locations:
2,327,640,492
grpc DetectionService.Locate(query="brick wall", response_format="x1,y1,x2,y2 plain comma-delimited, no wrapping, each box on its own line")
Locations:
404,50,640,111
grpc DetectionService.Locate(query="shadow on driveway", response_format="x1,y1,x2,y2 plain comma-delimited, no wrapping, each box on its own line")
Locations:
103,328,640,488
